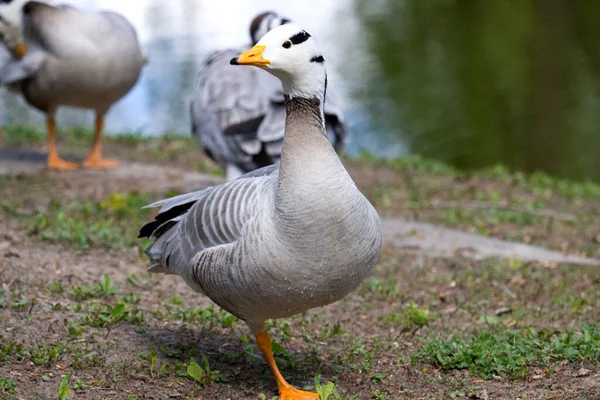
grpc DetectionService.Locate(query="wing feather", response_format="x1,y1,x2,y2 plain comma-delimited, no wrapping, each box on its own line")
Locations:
139,167,279,292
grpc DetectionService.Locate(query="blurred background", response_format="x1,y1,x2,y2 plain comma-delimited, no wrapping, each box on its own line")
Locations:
1,0,599,182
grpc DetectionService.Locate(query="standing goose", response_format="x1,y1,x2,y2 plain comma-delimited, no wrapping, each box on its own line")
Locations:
140,24,382,399
0,1,147,170
190,11,347,180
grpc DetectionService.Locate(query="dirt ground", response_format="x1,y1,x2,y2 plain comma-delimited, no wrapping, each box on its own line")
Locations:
0,132,599,399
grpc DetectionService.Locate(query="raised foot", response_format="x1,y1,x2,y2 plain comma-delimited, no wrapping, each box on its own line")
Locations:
279,386,320,400
47,156,78,171
82,156,120,169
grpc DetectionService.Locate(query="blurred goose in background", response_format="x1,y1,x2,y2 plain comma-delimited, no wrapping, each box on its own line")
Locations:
0,0,29,58
0,1,147,170
140,24,381,399
190,11,348,180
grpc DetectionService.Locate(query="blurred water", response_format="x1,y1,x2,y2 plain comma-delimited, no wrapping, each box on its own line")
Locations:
0,0,405,158
3,0,598,182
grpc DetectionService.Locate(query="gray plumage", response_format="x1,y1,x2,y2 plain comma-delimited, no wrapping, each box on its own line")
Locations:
189,15,347,180
141,22,381,333
143,97,380,331
0,1,146,115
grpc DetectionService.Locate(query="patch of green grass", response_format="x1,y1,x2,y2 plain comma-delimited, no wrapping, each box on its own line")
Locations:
46,281,65,294
416,324,600,379
72,379,85,391
69,274,120,301
175,355,226,385
75,297,145,328
363,277,400,301
381,301,434,328
0,377,17,396
32,343,65,366
152,297,238,330
29,192,152,249
0,338,30,363
0,124,45,146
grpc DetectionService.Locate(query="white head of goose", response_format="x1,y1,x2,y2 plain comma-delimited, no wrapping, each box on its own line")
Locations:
0,0,29,58
189,13,348,180
233,23,326,100
140,23,382,399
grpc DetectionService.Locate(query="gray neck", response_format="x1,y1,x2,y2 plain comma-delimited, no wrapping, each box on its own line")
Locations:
277,96,328,186
274,96,354,225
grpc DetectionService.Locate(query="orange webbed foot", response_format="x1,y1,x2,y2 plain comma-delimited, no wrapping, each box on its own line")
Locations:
82,156,120,169
47,156,78,171
279,386,320,400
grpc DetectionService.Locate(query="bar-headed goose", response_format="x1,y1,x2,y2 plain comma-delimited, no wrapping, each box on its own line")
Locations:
140,23,382,399
0,1,147,170
0,0,29,58
190,11,347,180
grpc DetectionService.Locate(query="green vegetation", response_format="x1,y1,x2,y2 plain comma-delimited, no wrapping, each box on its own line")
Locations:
152,296,238,330
27,192,152,250
70,274,120,301
380,301,433,328
416,324,600,379
0,378,17,396
58,374,72,400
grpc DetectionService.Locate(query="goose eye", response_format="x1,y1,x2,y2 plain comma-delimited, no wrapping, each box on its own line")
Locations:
282,40,292,49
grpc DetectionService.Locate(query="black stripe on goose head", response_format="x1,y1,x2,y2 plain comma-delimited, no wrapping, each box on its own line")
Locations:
289,30,310,45
310,55,324,63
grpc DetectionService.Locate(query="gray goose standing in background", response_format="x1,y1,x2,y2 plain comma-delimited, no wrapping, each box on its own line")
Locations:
190,11,348,180
140,24,381,399
0,1,147,170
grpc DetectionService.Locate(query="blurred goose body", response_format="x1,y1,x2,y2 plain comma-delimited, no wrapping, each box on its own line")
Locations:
0,1,146,170
190,11,347,180
141,24,381,399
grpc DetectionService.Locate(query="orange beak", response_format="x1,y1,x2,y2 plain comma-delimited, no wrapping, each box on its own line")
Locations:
230,45,270,67
15,42,26,59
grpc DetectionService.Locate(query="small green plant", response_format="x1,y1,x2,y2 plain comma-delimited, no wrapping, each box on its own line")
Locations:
47,281,65,294
57,375,71,400
72,379,85,390
175,355,225,385
315,374,342,400
381,302,433,328
372,390,388,400
67,322,86,337
78,299,145,328
32,343,65,366
365,277,400,301
12,297,30,310
0,339,29,363
70,274,120,301
0,378,17,395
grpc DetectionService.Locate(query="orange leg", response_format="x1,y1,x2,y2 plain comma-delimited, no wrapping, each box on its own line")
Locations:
82,114,119,169
255,332,319,400
46,115,78,171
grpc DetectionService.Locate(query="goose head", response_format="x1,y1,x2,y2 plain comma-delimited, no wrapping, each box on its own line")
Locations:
232,23,326,101
249,11,291,46
0,0,28,58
